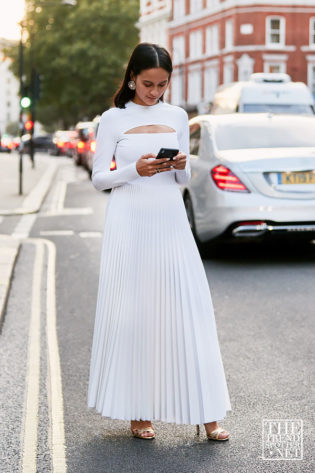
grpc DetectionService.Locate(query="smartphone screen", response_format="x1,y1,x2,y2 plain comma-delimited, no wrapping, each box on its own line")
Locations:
156,148,179,161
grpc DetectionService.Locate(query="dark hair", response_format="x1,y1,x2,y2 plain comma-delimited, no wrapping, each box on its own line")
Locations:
113,42,173,108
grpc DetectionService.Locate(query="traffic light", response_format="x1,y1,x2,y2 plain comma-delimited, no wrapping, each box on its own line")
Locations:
24,120,34,132
20,96,32,109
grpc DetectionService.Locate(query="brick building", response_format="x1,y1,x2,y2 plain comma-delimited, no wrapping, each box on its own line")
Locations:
163,1,315,111
137,0,172,48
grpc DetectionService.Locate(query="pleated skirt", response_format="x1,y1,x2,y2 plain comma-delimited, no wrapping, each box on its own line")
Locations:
87,182,232,424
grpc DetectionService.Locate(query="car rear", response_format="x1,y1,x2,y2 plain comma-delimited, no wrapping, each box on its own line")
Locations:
191,114,315,243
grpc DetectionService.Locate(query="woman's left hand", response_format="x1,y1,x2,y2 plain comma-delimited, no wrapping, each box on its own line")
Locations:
171,151,186,170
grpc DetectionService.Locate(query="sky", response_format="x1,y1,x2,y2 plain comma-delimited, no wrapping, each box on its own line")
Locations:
0,0,25,40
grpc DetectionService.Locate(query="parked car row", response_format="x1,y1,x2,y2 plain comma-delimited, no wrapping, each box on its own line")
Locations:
0,134,20,152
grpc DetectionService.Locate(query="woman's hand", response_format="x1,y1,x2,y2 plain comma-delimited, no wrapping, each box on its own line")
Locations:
136,154,173,177
171,151,186,170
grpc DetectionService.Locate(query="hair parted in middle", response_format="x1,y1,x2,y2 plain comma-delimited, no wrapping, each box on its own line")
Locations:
113,42,173,109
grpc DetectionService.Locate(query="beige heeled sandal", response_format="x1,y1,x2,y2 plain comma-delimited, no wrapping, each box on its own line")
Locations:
131,424,155,440
196,424,230,441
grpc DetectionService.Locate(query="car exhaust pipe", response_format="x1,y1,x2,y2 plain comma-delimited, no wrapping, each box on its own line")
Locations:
232,222,315,238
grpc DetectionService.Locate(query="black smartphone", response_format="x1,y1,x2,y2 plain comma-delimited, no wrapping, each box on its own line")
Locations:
156,148,179,161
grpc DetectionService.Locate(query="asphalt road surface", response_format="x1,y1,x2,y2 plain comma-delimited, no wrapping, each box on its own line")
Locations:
0,157,314,473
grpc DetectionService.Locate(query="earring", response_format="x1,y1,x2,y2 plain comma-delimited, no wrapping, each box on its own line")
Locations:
128,80,136,90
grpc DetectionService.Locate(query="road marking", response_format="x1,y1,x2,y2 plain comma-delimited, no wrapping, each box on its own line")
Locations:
0,161,58,216
41,207,93,217
44,238,67,473
78,231,102,238
40,230,74,236
12,214,37,239
21,240,44,473
49,180,67,213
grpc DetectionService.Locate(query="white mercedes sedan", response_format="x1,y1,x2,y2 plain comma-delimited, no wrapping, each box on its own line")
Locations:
183,113,315,244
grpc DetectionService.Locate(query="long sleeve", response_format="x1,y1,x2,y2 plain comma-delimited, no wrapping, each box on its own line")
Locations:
92,110,140,191
175,109,191,185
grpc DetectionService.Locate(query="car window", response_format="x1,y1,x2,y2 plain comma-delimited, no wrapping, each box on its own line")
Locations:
243,104,315,115
189,122,201,155
214,118,315,150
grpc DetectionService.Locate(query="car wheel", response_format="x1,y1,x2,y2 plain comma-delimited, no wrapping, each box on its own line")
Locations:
74,153,81,166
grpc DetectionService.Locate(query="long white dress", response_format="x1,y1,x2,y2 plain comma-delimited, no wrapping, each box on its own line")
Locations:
87,99,232,424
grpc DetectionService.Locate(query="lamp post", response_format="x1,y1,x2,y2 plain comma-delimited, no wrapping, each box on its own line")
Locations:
18,0,77,194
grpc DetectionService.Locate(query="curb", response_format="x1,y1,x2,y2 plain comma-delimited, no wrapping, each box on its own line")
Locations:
0,235,21,328
0,162,58,216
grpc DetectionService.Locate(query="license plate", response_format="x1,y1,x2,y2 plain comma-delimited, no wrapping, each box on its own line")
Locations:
278,171,315,185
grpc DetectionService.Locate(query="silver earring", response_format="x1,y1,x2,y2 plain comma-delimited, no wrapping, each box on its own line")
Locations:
128,80,136,90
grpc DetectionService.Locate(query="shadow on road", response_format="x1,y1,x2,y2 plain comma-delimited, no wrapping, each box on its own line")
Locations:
201,239,315,265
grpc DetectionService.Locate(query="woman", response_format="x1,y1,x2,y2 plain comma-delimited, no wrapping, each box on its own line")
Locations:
87,43,232,440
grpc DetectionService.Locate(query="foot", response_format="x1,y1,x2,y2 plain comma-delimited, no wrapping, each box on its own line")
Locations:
204,421,230,440
130,419,155,439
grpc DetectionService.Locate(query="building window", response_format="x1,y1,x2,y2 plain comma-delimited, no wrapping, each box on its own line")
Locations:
237,54,254,81
206,24,219,56
266,17,285,47
204,65,219,102
307,56,315,95
171,72,185,106
310,18,315,47
174,0,185,19
225,19,233,50
190,0,203,14
223,56,234,84
263,54,287,73
189,30,202,59
188,67,201,104
172,36,185,65
310,65,315,93
207,0,219,10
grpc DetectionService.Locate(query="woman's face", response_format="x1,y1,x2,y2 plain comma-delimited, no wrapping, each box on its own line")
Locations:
131,68,170,106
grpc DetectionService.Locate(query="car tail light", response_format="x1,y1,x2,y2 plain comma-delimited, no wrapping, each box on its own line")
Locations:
77,141,85,152
110,158,116,171
211,165,249,193
90,140,96,153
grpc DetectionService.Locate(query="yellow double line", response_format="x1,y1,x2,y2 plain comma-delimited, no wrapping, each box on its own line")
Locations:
21,239,66,473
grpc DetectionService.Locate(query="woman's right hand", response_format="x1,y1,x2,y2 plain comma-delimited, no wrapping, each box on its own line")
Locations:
136,154,173,177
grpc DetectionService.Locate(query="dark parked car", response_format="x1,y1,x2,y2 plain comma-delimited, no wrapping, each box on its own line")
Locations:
21,134,54,153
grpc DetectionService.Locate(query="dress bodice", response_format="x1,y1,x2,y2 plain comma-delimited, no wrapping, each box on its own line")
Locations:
91,100,190,191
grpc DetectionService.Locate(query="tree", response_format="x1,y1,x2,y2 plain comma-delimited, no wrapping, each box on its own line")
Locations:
5,0,139,129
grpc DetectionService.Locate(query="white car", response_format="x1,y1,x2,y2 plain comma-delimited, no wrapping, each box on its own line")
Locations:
183,113,315,244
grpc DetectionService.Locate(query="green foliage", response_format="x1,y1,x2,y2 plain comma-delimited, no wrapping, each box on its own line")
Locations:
5,0,139,128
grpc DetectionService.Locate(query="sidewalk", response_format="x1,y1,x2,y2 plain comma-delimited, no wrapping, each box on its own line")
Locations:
0,235,20,328
0,152,58,215
0,152,59,325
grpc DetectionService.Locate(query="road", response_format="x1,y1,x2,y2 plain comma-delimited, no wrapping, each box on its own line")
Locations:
0,155,314,473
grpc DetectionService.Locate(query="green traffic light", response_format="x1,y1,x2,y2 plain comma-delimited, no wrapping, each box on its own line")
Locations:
21,96,32,108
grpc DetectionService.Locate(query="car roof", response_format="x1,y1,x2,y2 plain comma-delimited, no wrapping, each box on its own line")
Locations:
189,112,315,127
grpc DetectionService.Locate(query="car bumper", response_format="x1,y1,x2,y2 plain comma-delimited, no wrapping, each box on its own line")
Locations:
196,196,315,242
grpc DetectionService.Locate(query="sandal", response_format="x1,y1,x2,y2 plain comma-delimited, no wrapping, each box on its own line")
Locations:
196,424,230,441
131,422,155,440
